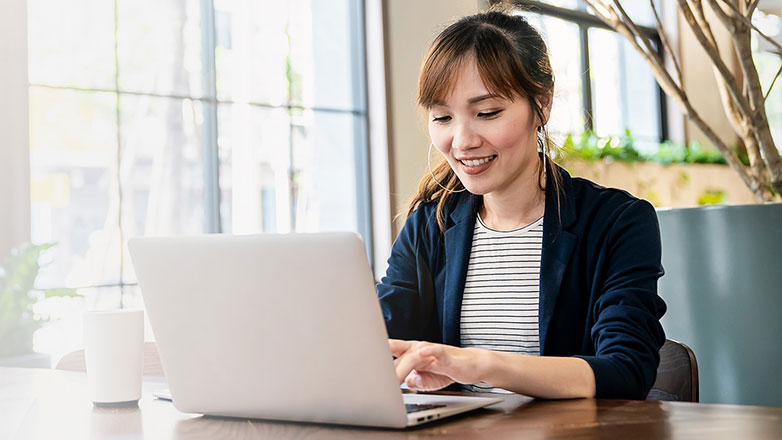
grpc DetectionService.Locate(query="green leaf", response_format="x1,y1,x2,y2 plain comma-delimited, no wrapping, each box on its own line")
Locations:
697,189,727,205
43,288,80,298
0,242,81,354
559,129,733,166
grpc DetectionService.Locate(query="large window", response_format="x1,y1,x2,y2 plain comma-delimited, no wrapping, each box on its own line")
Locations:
27,0,369,358
503,1,665,152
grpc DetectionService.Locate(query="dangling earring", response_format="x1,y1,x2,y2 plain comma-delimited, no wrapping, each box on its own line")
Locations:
428,143,466,193
538,126,548,183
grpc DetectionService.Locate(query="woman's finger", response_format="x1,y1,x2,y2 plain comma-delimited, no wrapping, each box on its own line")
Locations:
405,370,424,389
412,344,477,384
388,339,414,357
395,350,436,383
417,344,443,359
396,342,448,383
405,369,454,392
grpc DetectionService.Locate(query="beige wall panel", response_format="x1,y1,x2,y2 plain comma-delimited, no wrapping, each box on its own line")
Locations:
0,0,31,259
563,160,755,208
383,0,483,236
678,4,739,149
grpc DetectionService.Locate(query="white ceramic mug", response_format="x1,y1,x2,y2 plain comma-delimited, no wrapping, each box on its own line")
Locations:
83,309,144,406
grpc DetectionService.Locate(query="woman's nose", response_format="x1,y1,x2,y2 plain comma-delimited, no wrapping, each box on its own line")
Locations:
451,122,481,152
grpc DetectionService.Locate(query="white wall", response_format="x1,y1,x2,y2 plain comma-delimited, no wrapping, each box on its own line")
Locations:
0,0,31,259
383,0,483,236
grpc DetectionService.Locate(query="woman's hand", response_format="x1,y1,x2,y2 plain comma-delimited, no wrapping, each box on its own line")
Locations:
388,339,487,392
389,339,596,398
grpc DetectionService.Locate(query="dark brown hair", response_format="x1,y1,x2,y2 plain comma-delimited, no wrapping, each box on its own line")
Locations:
407,5,562,232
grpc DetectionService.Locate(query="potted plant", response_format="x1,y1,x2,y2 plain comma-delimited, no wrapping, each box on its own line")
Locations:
581,0,782,406
557,130,756,207
0,243,78,367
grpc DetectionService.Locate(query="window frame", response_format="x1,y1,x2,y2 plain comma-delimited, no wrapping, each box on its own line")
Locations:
25,0,373,295
496,0,668,142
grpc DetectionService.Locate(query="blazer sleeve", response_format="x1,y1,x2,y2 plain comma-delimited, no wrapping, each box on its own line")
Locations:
575,199,667,399
376,207,440,342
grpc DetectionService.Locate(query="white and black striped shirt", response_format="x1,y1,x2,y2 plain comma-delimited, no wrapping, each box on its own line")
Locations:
460,214,543,394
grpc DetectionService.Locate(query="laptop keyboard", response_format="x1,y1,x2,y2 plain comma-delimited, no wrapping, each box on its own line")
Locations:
405,403,446,413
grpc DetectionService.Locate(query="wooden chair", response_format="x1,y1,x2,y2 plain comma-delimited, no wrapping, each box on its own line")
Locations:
646,339,699,402
55,342,164,377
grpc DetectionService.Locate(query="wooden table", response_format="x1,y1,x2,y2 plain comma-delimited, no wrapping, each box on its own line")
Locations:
2,367,780,439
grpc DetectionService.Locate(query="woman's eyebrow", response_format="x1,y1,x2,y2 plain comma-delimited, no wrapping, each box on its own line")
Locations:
430,94,501,108
468,94,501,104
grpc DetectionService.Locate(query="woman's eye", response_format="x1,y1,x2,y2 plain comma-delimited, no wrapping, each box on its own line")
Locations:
478,110,502,118
432,115,451,123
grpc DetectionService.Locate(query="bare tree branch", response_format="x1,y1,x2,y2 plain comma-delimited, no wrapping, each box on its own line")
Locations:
613,1,659,60
648,0,742,137
720,12,782,191
584,1,759,195
743,134,770,191
709,0,737,31
677,0,754,117
650,0,682,85
764,63,782,101
584,0,613,20
585,0,773,199
702,0,750,134
678,1,762,140
747,0,759,18
689,0,718,39
716,0,771,182
701,1,782,195
716,0,782,54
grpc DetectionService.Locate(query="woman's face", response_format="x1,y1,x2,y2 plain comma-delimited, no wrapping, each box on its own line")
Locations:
427,58,551,198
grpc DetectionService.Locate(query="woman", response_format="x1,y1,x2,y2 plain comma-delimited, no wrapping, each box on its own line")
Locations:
377,7,666,400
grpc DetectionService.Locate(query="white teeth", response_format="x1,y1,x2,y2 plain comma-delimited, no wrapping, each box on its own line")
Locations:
460,156,495,167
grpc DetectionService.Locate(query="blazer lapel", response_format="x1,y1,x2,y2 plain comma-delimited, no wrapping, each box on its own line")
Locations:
442,194,477,347
539,166,577,354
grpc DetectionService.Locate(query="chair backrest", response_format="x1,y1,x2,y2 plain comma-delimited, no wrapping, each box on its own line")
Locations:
55,341,164,377
646,338,699,402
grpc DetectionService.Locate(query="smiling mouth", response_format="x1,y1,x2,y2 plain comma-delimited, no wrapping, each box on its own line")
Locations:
459,155,497,167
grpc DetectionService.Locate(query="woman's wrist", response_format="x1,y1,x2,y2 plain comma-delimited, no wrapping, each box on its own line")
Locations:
466,347,496,384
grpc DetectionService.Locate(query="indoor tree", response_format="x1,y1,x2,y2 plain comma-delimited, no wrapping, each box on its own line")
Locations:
584,0,782,201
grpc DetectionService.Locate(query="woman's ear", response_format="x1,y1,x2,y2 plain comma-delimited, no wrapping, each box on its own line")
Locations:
536,88,554,126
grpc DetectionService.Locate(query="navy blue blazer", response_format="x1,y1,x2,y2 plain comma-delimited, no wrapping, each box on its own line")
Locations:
376,166,667,399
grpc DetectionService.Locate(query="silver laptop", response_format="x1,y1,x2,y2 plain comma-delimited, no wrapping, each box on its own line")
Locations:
128,232,501,428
